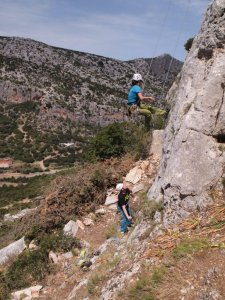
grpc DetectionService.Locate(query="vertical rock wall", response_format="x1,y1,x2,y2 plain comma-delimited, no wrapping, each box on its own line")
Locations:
148,0,225,226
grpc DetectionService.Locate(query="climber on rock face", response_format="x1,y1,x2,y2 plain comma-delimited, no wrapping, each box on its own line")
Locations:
127,73,166,129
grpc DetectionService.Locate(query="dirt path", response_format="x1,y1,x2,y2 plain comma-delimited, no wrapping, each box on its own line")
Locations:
0,168,68,180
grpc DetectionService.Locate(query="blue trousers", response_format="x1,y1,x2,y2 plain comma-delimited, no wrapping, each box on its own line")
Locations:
117,205,131,233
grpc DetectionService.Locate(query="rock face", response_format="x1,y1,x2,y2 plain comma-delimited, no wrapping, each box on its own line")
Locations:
148,0,225,226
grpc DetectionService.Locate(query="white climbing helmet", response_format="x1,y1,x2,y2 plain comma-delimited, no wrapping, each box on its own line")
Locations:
132,73,143,81
116,183,123,191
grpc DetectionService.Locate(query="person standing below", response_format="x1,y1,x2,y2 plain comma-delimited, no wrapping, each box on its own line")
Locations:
117,181,132,234
128,73,166,129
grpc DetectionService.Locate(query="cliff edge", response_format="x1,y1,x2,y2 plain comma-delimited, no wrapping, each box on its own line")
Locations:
148,0,225,226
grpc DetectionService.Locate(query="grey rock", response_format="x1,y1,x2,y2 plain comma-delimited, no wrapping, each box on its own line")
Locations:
100,263,140,300
61,251,73,260
104,194,118,206
150,130,164,157
80,240,91,249
95,208,106,215
63,220,79,237
4,208,37,222
125,166,143,184
49,251,59,264
148,0,225,226
0,237,26,265
153,211,162,224
132,183,145,194
11,285,43,300
67,279,88,300
83,218,94,226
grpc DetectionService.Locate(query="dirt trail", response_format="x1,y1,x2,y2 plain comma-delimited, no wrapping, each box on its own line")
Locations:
0,168,68,179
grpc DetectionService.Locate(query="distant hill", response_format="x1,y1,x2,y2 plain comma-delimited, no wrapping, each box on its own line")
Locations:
0,36,183,167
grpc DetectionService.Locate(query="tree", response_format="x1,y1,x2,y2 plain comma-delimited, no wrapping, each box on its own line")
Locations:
93,123,125,159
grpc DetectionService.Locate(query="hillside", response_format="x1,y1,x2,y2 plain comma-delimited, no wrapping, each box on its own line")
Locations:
0,37,182,167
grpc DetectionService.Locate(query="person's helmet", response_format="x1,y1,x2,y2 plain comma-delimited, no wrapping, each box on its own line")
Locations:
132,73,143,81
116,183,123,191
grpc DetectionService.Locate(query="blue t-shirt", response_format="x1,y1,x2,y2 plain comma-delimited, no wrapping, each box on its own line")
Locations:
128,85,141,105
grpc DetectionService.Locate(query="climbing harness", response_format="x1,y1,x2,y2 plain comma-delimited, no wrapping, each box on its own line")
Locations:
127,0,173,120
127,104,139,116
127,1,189,126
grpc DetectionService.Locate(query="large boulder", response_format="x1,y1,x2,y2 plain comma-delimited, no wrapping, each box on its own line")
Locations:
63,220,79,237
11,285,42,300
148,0,225,226
0,237,26,265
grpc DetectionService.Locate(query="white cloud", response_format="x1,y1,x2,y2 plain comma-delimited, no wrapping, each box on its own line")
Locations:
172,0,212,15
0,0,212,61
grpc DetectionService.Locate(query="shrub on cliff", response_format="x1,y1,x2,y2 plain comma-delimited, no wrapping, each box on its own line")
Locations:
184,37,194,52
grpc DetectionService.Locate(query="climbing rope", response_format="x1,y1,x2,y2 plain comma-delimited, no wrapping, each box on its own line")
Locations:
159,8,189,101
142,2,189,102
142,0,173,92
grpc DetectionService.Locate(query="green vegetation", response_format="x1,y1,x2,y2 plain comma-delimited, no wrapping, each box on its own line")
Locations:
118,266,167,300
173,237,210,259
0,101,88,166
105,223,118,239
87,273,107,296
0,175,51,210
140,192,164,221
184,37,194,52
87,252,121,297
84,122,152,161
0,231,81,298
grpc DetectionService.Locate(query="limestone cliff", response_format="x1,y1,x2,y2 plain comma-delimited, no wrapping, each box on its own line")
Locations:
148,0,225,226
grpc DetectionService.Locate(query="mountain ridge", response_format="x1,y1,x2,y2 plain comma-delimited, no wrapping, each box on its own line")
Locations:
0,36,182,167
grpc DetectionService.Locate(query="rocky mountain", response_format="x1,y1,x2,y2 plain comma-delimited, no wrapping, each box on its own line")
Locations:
0,37,182,166
148,0,225,226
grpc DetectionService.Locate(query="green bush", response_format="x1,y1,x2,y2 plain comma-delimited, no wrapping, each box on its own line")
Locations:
173,237,210,259
5,249,50,291
0,271,9,300
84,122,152,161
92,123,125,159
184,37,194,52
0,175,51,209
1,231,81,297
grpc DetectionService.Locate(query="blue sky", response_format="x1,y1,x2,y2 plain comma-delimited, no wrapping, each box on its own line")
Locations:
0,0,212,62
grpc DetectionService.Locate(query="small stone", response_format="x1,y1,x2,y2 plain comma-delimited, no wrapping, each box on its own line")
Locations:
76,220,85,230
107,204,117,210
62,251,73,260
181,288,188,295
28,240,38,250
49,251,58,264
83,218,94,226
95,208,106,215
